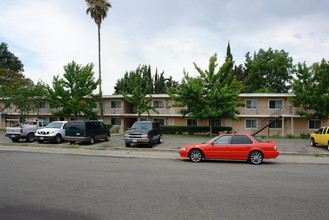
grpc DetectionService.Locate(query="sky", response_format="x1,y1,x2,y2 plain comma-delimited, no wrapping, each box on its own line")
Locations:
1,0,329,95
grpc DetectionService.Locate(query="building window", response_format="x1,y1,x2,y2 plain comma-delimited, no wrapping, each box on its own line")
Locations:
49,117,58,122
111,118,122,126
187,119,198,126
309,120,321,130
111,100,121,109
269,100,283,109
269,119,282,129
140,118,148,121
153,118,165,126
153,100,165,108
209,119,222,127
245,99,258,109
39,102,47,109
246,119,257,129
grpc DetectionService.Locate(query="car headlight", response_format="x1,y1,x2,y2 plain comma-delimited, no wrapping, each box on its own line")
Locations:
180,147,186,151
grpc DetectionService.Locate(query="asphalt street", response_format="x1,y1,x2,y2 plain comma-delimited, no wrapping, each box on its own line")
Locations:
1,151,329,220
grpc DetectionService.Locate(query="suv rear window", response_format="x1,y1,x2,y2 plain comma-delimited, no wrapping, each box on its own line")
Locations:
67,122,84,130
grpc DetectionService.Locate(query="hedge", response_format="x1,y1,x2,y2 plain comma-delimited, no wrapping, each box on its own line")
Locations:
162,126,232,135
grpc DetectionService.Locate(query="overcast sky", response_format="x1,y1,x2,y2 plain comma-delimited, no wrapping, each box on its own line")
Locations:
1,0,328,95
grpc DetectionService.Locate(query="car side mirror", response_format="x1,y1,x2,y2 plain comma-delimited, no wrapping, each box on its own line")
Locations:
210,141,215,145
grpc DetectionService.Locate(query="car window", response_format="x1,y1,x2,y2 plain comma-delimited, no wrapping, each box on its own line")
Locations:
317,128,324,134
63,123,67,129
214,135,232,145
327,127,329,134
46,122,63,129
67,122,84,130
324,127,328,134
253,136,264,143
231,135,253,144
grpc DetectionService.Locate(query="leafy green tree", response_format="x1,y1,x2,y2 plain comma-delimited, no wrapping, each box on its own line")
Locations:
0,42,24,73
46,61,100,118
0,68,32,94
2,81,47,117
120,66,159,118
169,53,243,135
243,48,294,93
114,65,180,95
290,59,329,119
86,0,112,120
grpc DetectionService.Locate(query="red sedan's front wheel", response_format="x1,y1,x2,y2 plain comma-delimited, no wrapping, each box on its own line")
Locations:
189,149,203,163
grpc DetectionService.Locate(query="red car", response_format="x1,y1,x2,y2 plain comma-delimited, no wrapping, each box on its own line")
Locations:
179,134,279,164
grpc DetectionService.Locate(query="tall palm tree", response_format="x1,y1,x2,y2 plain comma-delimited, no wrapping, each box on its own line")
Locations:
86,0,112,120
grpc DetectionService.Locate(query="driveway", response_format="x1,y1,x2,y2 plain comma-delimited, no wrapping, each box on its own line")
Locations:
1,131,328,154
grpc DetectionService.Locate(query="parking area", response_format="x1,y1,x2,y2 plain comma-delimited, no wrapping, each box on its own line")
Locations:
1,131,328,154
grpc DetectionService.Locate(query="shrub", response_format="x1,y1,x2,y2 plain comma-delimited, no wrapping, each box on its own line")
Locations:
105,124,113,129
300,133,309,139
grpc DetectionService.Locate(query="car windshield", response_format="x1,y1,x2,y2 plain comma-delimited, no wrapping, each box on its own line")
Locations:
205,136,219,144
131,123,152,130
46,122,63,129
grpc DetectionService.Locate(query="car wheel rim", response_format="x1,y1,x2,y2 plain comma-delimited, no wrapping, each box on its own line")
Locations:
251,152,262,164
190,151,202,162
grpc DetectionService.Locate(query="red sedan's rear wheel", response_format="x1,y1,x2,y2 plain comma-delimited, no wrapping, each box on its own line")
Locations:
248,151,263,165
189,149,203,163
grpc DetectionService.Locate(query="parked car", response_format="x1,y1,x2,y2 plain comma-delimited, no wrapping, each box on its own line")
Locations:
35,121,68,144
64,120,110,145
5,120,47,143
310,127,329,150
179,134,279,164
124,121,162,147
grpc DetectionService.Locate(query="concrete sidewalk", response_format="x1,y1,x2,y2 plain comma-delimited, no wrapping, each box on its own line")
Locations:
1,144,329,165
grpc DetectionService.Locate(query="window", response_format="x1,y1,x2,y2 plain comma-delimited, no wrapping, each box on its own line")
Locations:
309,120,321,130
245,99,258,109
111,118,122,126
269,100,283,109
140,118,148,121
246,119,257,129
49,117,58,122
214,135,232,145
38,117,46,122
111,100,121,109
187,119,198,126
231,135,253,144
153,100,165,108
39,102,47,109
153,118,165,126
209,119,222,127
269,119,282,129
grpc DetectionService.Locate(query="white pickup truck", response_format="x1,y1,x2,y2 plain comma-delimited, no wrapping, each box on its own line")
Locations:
5,120,48,143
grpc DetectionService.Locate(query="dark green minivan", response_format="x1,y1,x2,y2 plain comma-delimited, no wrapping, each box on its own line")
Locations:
64,120,110,145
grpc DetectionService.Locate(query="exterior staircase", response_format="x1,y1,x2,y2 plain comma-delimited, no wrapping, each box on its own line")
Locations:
251,109,283,136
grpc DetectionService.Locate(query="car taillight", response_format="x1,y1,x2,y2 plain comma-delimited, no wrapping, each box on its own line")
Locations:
20,129,23,134
65,130,66,136
5,129,6,133
84,131,86,137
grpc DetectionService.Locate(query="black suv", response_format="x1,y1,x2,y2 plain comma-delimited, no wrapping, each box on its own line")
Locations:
124,121,162,147
64,120,110,145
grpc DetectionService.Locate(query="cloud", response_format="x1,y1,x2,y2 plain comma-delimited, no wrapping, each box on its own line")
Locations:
1,0,329,94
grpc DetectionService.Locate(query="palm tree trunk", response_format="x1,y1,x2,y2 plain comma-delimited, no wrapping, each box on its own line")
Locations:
98,23,103,120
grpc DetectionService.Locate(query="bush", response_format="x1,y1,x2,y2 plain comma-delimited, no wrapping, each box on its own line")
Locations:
105,124,113,129
300,133,309,139
162,126,232,135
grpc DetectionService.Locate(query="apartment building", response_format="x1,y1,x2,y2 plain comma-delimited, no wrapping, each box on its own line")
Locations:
1,93,327,137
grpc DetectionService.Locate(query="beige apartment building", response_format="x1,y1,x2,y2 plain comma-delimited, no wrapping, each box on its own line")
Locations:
1,93,327,137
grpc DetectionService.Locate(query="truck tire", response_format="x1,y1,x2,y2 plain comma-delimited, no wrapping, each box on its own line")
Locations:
26,133,34,143
11,138,20,143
